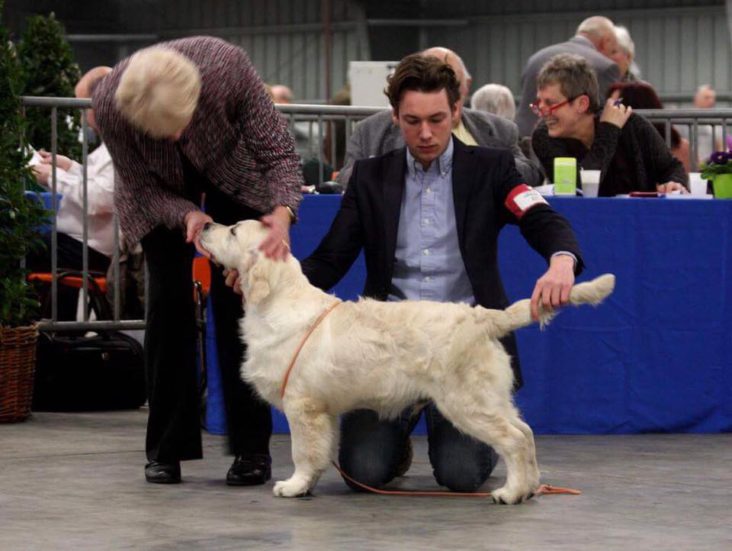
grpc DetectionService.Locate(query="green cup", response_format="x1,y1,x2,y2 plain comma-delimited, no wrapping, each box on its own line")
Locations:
554,157,577,195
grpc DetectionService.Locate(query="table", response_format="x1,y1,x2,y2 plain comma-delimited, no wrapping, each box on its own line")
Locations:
207,195,732,435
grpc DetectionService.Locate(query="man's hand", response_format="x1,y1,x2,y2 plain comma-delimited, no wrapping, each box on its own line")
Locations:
259,206,292,260
184,210,214,257
39,150,73,171
599,97,632,129
530,254,576,321
657,182,688,194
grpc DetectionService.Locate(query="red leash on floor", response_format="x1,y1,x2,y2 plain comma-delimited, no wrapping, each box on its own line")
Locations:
332,461,581,498
279,302,581,499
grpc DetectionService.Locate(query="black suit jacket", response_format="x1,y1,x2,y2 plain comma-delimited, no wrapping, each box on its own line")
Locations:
301,138,584,387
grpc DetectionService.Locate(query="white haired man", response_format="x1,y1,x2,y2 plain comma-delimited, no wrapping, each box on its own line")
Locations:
470,83,516,121
92,36,303,485
611,25,642,82
515,16,621,137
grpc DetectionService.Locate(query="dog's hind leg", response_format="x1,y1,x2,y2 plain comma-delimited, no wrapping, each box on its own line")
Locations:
273,397,337,498
508,416,540,491
434,395,539,504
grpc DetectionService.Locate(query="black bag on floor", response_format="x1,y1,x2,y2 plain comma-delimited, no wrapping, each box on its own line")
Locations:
33,331,146,411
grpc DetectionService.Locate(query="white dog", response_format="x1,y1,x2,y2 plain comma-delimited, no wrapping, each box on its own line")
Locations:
200,220,614,504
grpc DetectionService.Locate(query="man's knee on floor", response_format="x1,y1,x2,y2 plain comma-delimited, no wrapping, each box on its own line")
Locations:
432,448,498,492
339,451,397,491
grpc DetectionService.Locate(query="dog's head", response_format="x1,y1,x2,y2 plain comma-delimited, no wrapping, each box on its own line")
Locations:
200,220,280,305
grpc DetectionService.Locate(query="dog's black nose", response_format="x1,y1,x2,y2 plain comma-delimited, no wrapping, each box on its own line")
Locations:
203,222,212,231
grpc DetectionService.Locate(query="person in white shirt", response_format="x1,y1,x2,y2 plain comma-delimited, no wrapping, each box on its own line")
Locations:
29,67,115,319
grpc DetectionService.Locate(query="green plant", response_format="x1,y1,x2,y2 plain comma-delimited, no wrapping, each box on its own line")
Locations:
0,3,47,328
700,151,732,180
17,12,81,160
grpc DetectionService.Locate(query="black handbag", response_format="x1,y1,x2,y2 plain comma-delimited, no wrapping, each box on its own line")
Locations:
33,330,146,411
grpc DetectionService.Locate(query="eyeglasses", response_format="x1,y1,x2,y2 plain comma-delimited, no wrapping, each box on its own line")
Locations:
530,95,580,117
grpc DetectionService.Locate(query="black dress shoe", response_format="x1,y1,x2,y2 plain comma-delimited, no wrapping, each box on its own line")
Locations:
145,460,181,484
226,454,272,486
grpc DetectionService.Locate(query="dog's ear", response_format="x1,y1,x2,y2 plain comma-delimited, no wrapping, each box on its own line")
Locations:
241,251,271,305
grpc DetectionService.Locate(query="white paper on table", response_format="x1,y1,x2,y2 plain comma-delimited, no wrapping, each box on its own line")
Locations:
534,184,554,197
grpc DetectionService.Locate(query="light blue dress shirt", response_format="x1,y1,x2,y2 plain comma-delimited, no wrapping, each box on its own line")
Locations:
388,138,475,305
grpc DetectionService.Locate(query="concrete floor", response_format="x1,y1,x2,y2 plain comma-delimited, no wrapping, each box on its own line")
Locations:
1,410,730,551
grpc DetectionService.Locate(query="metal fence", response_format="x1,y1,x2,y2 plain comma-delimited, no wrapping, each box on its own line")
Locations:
20,96,732,333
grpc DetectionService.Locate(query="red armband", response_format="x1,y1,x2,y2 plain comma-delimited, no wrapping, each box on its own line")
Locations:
504,184,548,219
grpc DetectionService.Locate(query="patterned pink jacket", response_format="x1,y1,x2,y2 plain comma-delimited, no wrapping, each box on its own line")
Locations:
93,36,303,248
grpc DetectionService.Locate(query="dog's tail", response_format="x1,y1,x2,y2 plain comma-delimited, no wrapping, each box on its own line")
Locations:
487,273,615,336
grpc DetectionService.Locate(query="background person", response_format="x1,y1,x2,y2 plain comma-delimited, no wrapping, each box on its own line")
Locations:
607,81,690,173
336,46,543,187
531,54,687,196
92,36,303,485
28,66,114,320
301,53,584,493
516,16,621,137
611,25,642,83
470,83,516,120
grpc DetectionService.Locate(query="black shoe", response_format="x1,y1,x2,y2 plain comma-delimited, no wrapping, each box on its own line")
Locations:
145,460,181,484
226,454,272,486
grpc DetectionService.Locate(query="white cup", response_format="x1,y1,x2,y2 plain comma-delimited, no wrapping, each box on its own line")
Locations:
581,170,601,198
688,172,707,196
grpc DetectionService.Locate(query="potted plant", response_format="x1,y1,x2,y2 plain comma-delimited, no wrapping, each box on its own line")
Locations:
0,3,48,423
700,150,732,199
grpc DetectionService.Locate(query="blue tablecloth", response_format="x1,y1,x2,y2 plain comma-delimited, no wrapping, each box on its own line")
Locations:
207,195,732,435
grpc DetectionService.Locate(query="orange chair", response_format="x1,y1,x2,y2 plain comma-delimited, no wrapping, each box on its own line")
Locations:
28,271,111,320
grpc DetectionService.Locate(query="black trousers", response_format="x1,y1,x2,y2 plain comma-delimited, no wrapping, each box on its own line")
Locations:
26,232,111,321
141,186,272,463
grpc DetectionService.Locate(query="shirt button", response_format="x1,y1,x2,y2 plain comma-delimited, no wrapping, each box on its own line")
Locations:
423,249,430,256
424,275,432,282
422,218,430,225
426,187,432,194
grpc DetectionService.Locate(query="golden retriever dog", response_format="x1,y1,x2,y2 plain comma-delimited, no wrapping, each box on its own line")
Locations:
200,220,614,504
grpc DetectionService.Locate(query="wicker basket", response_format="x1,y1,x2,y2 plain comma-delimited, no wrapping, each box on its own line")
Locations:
0,325,39,423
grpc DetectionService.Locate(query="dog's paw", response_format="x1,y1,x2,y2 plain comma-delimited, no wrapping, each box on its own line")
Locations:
273,477,312,498
491,485,535,505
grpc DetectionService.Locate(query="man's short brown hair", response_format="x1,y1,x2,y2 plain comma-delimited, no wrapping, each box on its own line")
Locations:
385,53,461,113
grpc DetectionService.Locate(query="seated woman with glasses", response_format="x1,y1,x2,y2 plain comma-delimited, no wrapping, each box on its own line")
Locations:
530,53,687,196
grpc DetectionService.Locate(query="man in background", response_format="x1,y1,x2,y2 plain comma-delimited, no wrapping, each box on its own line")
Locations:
336,46,543,187
515,16,620,137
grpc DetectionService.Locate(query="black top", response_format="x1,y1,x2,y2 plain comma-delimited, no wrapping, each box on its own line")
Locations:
532,113,687,196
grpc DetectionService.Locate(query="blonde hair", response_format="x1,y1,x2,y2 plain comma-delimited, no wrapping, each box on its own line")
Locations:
115,47,201,138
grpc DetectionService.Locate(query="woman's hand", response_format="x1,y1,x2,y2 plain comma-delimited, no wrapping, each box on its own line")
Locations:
259,206,292,260
184,210,214,257
657,182,688,194
599,97,632,129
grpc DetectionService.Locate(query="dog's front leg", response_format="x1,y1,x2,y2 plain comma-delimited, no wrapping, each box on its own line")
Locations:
273,398,337,498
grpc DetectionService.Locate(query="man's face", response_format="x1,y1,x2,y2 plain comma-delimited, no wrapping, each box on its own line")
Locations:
394,89,458,169
695,88,716,109
609,49,630,77
535,83,584,139
598,33,620,61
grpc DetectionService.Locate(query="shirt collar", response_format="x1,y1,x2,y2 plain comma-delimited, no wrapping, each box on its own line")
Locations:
406,136,454,179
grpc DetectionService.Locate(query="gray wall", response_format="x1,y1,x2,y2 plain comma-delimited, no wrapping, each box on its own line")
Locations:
423,3,731,104
5,0,729,104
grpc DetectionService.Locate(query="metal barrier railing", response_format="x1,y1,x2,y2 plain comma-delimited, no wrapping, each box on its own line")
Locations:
19,96,732,332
